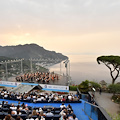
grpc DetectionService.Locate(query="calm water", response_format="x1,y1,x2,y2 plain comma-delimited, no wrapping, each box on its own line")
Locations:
49,55,118,85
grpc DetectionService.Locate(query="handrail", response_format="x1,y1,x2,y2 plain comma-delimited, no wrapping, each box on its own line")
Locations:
84,101,112,120
77,88,81,99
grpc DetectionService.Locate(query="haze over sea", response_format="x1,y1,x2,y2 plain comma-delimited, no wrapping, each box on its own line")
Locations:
49,54,117,85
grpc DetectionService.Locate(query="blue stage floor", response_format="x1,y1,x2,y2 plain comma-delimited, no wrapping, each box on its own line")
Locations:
0,99,93,120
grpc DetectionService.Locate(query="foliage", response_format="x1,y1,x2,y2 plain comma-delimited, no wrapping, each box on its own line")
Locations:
69,85,78,91
89,81,101,89
78,80,89,93
112,95,120,104
108,84,120,94
97,55,120,84
109,113,120,120
113,115,120,120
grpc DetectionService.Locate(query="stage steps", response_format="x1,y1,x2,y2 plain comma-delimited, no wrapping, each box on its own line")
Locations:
9,84,36,94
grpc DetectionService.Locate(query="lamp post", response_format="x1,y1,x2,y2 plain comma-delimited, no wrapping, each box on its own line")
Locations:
21,59,24,74
30,58,33,73
63,59,69,86
5,61,8,81
60,61,61,75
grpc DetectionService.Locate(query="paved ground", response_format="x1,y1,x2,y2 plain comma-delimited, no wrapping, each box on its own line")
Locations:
94,92,120,116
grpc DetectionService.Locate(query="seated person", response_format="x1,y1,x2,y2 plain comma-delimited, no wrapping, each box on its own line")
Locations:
60,103,66,109
17,109,22,115
61,96,66,102
8,108,17,115
39,110,46,117
67,110,74,118
10,104,17,110
67,104,72,111
45,109,54,117
73,114,78,120
26,95,31,100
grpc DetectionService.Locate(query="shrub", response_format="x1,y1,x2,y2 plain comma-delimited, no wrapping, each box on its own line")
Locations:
112,95,120,104
69,85,78,91
78,80,89,93
108,84,120,94
89,81,100,90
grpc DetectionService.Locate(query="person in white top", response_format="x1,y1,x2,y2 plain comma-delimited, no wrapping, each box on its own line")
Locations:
10,104,17,110
60,103,66,109
37,97,42,101
68,95,72,101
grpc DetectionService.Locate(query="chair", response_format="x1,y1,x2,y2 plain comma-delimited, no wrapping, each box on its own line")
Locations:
54,111,60,114
53,115,61,120
0,112,5,119
31,115,38,119
45,116,53,120
0,108,2,112
20,110,27,114
11,114,17,119
2,108,9,112
19,114,27,120
54,108,61,111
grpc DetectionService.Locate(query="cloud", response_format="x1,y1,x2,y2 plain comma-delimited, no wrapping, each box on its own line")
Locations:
0,0,120,55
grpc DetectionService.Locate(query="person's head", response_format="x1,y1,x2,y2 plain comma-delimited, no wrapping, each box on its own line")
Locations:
22,103,25,106
63,115,67,120
47,109,51,113
16,116,22,120
5,114,12,120
17,105,20,109
22,105,26,109
11,104,14,107
73,114,76,119
6,101,8,104
32,110,37,115
68,104,71,107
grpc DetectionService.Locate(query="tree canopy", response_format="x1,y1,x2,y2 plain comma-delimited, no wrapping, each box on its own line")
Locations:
97,55,120,84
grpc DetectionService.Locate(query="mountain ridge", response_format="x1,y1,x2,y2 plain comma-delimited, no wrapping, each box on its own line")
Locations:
0,44,68,60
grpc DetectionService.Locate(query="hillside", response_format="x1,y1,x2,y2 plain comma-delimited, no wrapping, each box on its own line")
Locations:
0,44,68,60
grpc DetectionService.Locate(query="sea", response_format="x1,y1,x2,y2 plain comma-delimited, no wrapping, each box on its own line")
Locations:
48,55,118,85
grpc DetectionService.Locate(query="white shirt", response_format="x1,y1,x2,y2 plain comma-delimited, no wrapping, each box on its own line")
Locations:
60,105,66,109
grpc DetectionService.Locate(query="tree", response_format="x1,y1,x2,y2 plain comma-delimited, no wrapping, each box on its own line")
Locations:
78,80,89,93
97,55,120,84
108,84,120,95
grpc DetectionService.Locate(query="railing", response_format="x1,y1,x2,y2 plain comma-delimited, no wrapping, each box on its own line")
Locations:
77,88,81,99
84,101,112,120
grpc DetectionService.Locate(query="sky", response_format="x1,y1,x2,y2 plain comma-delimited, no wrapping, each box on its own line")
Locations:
0,0,120,56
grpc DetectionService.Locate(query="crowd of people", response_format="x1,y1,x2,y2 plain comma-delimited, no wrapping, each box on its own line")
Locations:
0,88,81,103
15,72,59,84
0,100,78,120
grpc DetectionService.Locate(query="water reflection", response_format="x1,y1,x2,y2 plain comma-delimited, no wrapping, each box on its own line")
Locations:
49,55,115,84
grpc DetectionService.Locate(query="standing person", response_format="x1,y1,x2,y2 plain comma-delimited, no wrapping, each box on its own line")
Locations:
99,87,102,95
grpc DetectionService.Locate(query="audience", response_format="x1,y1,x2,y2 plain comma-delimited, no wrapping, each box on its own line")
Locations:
0,101,78,120
0,89,80,103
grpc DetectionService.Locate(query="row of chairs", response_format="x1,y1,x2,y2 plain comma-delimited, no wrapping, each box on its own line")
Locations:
0,112,61,120
0,95,81,103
